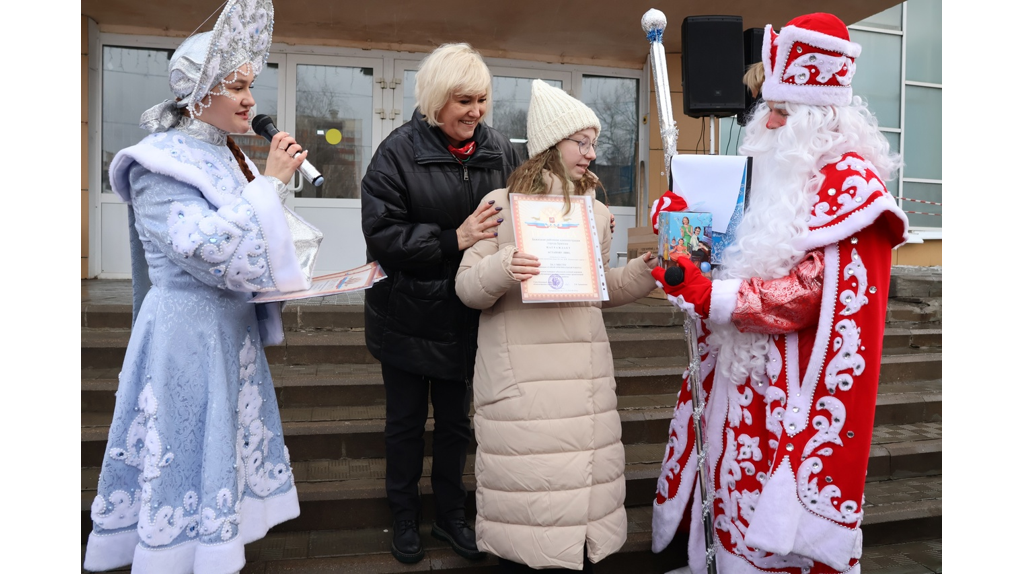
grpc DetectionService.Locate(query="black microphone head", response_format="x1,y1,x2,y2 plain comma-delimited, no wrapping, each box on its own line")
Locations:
251,114,278,141
664,266,685,286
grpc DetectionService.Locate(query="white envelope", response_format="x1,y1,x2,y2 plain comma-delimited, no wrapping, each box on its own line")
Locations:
670,155,750,234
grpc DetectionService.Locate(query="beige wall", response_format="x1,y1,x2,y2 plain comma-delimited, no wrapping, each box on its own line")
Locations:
82,16,90,279
893,240,941,267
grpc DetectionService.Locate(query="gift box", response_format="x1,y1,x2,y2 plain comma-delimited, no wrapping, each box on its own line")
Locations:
657,211,713,279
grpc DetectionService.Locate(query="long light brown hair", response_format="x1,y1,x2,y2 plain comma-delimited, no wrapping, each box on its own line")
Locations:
505,147,603,214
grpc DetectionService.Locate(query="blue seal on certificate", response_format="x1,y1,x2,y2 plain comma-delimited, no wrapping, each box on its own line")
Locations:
548,274,564,290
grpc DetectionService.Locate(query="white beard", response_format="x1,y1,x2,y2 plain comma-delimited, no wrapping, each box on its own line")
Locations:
707,104,824,383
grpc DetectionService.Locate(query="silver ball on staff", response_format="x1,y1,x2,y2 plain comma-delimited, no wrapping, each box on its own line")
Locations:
641,8,667,34
642,8,678,178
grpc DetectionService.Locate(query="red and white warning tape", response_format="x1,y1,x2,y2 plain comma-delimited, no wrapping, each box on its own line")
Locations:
901,197,942,206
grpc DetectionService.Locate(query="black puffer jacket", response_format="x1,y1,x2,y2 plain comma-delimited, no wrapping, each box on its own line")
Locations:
361,110,520,381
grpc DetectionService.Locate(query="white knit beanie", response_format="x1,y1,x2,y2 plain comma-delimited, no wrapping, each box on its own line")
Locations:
527,79,601,158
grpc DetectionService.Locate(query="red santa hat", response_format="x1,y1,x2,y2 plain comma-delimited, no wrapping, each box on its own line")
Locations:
650,190,688,233
761,13,861,107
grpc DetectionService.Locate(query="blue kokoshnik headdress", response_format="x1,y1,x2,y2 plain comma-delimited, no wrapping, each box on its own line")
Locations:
140,0,274,133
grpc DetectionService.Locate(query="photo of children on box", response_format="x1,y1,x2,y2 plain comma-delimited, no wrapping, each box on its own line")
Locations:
657,211,712,279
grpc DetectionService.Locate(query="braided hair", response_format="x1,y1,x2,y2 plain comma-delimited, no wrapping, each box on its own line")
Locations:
225,136,256,183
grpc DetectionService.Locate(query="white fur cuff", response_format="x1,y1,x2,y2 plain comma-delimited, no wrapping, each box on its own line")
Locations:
709,279,742,324
745,458,862,571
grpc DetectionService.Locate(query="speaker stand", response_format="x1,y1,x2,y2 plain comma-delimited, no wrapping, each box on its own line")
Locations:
709,117,716,156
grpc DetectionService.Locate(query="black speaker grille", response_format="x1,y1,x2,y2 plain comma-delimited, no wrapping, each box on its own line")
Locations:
681,16,746,118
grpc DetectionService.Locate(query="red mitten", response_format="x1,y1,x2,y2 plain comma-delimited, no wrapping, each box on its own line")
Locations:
651,266,687,297
674,256,712,318
649,190,688,232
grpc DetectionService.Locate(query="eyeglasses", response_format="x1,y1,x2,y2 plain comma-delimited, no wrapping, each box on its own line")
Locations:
563,137,598,155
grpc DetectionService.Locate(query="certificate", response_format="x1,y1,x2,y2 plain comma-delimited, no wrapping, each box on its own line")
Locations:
509,193,608,303
250,262,387,303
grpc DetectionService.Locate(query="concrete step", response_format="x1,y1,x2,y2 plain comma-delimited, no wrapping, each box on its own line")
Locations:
81,360,942,423
81,378,942,467
859,538,943,573
888,266,942,299
80,326,697,370
79,356,747,412
886,299,943,329
80,299,695,331
878,353,942,385
79,325,942,371
82,420,941,527
83,298,942,333
81,476,942,574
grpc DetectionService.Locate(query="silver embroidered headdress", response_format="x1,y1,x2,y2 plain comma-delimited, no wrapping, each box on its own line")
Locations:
140,0,274,133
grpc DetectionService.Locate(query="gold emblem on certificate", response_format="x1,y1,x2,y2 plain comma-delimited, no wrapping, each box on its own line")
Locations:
508,193,609,303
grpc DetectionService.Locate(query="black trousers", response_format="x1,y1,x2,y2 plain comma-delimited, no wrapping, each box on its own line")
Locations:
381,361,473,523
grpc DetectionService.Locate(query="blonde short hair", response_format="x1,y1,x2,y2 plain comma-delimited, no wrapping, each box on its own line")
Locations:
743,62,765,98
415,43,493,127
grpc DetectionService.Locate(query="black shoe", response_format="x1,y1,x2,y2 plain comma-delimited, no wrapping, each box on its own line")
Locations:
390,519,424,564
431,516,486,561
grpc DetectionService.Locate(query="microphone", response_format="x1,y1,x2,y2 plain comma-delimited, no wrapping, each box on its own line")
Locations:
251,114,324,187
664,266,684,287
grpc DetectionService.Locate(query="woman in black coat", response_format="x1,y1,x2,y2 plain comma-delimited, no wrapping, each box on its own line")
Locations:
360,42,520,565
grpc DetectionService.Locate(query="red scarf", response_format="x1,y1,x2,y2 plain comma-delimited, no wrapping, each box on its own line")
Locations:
447,141,476,161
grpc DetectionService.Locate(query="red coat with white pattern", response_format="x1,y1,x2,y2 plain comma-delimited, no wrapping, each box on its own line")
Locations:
652,152,908,574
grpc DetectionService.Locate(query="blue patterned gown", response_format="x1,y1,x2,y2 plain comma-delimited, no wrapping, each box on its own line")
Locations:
84,118,312,574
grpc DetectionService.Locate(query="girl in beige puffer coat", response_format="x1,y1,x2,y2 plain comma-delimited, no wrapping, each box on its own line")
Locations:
455,80,657,572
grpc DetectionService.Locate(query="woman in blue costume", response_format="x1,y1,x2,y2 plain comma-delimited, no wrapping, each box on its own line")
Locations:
83,1,321,572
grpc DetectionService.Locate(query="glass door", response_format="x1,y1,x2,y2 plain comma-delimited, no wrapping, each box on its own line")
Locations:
284,54,386,273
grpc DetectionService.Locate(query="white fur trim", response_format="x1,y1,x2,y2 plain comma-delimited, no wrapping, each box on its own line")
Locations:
83,529,139,572
794,193,910,252
241,181,311,293
762,25,775,80
744,457,862,571
715,548,861,574
780,244,839,437
652,403,701,553
109,139,313,294
84,487,299,573
709,279,742,325
651,454,695,553
763,80,852,108
110,143,237,209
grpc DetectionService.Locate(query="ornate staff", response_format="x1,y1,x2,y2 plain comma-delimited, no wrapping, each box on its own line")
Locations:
642,9,718,573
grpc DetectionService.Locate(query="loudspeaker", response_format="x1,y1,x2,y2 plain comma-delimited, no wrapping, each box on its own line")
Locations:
681,16,746,118
737,26,765,126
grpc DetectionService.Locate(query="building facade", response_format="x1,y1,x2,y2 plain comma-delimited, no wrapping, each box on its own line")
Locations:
81,0,941,279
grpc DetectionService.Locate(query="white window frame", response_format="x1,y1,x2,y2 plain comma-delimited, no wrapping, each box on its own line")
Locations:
284,52,387,209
